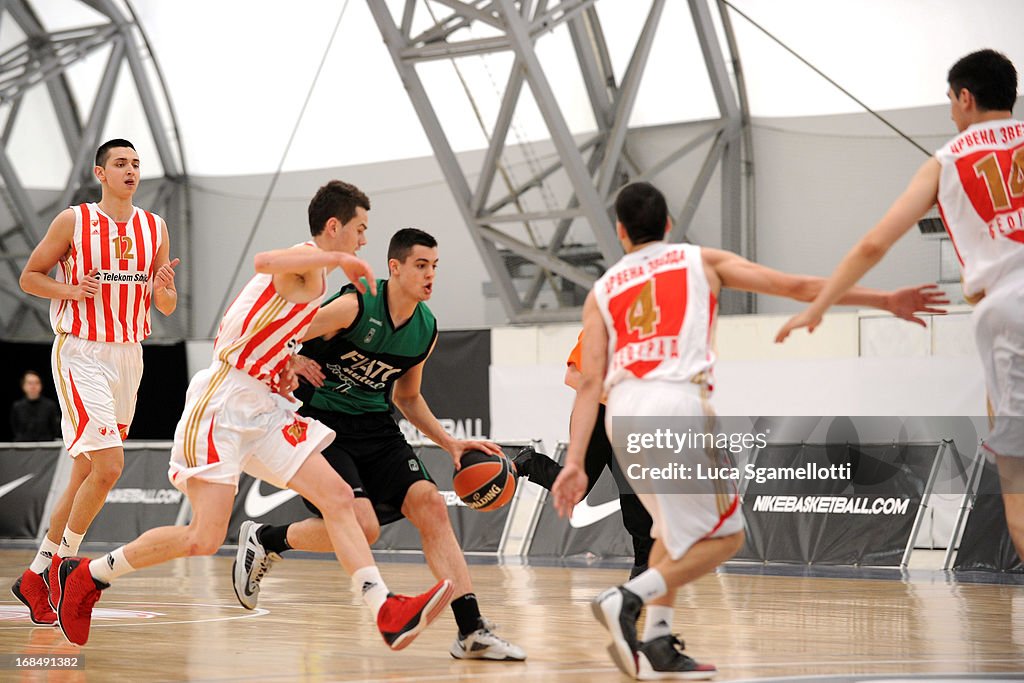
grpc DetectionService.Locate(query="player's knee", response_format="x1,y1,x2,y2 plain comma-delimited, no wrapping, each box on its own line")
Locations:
90,459,123,489
311,477,355,517
405,485,447,529
186,527,226,556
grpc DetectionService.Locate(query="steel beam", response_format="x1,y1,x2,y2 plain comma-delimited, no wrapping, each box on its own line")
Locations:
372,0,752,321
478,224,596,288
55,37,123,213
368,0,522,318
594,0,664,199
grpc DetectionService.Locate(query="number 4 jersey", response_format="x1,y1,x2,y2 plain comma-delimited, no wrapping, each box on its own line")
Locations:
593,242,716,394
936,119,1024,298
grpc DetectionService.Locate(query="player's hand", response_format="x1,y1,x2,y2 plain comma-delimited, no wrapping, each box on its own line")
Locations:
775,308,823,343
884,284,949,326
154,257,180,292
552,462,587,518
290,354,325,387
69,268,100,301
336,253,377,296
449,439,503,470
274,365,300,402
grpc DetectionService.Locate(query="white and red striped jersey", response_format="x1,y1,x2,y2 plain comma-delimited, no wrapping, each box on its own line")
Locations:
213,243,327,386
594,242,717,393
936,119,1024,297
50,203,163,343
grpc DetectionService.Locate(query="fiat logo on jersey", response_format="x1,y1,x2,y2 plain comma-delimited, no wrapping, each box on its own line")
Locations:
282,419,309,447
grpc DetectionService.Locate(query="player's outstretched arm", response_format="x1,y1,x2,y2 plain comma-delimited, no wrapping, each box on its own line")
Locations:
392,343,503,469
775,158,942,341
254,247,377,293
552,292,605,517
20,209,98,301
706,249,949,324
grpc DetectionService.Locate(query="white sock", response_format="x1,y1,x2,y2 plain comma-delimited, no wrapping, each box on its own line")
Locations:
623,568,668,602
352,566,389,618
29,537,60,574
643,605,674,641
89,547,134,585
58,527,85,557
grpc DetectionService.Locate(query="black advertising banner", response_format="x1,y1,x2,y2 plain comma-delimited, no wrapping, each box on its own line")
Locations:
527,464,634,559
87,446,185,543
954,462,1023,572
373,444,515,553
227,475,314,544
225,444,517,552
738,444,934,565
0,445,61,538
398,329,490,440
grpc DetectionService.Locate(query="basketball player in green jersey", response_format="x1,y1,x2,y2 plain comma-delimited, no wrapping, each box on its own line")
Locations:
234,228,527,661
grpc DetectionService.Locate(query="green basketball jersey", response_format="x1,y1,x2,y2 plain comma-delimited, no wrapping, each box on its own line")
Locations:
298,279,437,415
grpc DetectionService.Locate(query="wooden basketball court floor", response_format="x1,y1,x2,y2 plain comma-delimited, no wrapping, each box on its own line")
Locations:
1,549,1022,682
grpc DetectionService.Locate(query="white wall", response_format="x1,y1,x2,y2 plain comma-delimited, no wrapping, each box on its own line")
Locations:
489,309,987,452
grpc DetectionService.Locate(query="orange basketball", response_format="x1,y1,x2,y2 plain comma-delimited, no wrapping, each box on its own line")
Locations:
453,450,516,511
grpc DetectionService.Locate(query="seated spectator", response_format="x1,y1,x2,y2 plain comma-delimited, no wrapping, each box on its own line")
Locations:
10,370,60,441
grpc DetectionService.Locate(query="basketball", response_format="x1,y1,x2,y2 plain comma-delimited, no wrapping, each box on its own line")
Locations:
453,450,516,511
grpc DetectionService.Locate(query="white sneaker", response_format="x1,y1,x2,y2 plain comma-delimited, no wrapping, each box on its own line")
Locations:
450,618,527,661
232,521,281,610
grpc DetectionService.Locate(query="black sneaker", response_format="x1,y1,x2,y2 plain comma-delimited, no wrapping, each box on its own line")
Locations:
511,447,536,479
637,634,717,680
591,586,643,676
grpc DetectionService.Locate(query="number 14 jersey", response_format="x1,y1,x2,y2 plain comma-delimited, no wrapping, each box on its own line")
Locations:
936,118,1024,298
593,242,716,394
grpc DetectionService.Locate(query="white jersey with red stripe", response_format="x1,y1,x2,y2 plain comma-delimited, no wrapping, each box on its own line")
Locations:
593,241,716,394
213,242,327,387
936,118,1024,298
50,202,163,343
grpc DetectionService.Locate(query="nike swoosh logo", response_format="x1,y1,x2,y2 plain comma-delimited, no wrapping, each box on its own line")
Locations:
569,496,621,528
0,474,34,499
243,480,300,517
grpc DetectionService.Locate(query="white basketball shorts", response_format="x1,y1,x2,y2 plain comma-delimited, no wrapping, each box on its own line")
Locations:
168,362,335,493
974,272,1024,458
51,333,143,457
606,378,743,560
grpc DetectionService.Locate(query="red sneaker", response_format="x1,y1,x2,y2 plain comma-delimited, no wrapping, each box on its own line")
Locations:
376,579,454,651
56,558,107,646
47,553,62,612
11,570,57,625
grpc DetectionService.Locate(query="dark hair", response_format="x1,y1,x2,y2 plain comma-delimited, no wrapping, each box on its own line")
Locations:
21,370,42,384
307,180,370,236
95,139,136,167
388,228,437,263
948,49,1018,112
614,182,669,245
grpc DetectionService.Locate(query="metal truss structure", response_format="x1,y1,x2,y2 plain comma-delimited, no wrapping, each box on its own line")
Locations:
0,0,190,341
369,0,753,322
